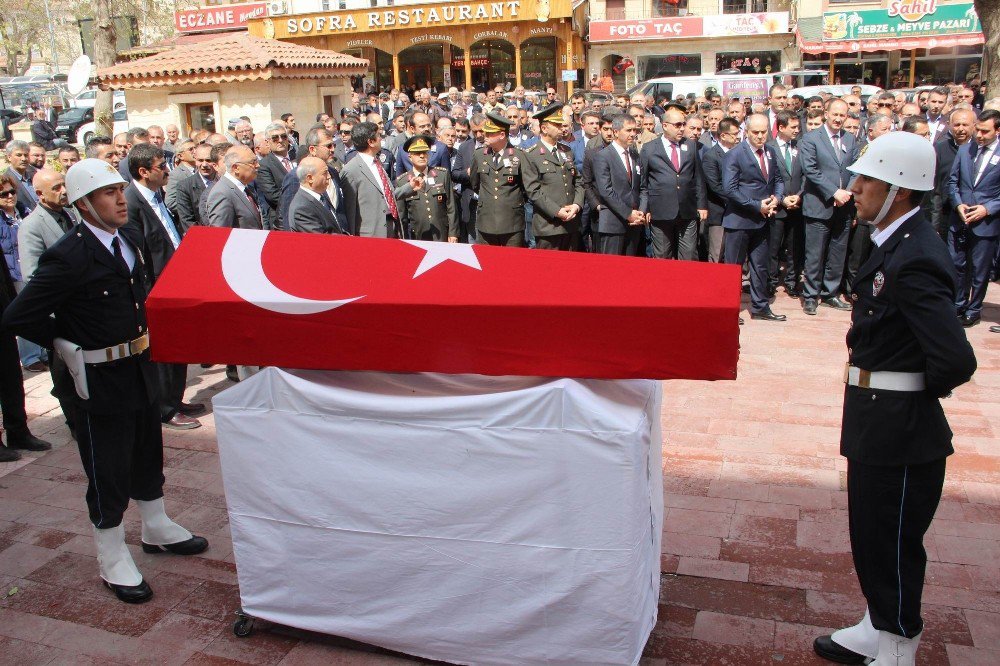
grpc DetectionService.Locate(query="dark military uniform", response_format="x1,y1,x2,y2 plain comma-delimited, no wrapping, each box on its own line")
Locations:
2,224,163,529
841,209,976,640
395,166,459,241
468,111,528,248
521,138,585,251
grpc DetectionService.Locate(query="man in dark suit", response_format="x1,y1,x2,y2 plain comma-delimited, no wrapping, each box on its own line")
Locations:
813,132,976,666
29,108,65,150
581,115,614,253
450,113,485,243
592,115,644,256
4,141,39,214
174,144,217,233
946,108,1000,327
932,109,975,241
924,86,950,144
700,118,738,262
279,127,347,234
639,105,707,260
123,144,204,431
3,158,208,604
288,157,347,234
206,145,265,230
117,128,150,184
255,122,295,230
722,114,786,322
767,111,804,296
798,98,859,315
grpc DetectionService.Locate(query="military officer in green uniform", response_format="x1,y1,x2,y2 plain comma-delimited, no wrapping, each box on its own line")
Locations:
521,103,585,250
394,135,459,242
469,111,528,247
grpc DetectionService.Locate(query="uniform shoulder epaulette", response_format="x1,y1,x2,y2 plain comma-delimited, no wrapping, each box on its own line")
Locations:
557,141,572,151
525,143,538,153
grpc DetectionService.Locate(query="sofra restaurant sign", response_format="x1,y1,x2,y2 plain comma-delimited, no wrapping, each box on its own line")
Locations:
275,0,565,37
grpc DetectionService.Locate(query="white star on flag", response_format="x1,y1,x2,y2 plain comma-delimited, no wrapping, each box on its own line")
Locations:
403,239,482,278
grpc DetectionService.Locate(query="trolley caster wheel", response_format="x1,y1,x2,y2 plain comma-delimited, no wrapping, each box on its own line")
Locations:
233,611,255,637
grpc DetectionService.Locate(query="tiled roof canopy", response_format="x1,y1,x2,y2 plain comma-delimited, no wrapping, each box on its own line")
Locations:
97,32,369,89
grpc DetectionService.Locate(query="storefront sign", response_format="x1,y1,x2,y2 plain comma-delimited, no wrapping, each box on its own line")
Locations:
410,33,453,44
721,77,769,104
822,2,980,41
451,58,491,67
561,69,577,82
175,2,266,33
261,0,571,39
588,11,788,43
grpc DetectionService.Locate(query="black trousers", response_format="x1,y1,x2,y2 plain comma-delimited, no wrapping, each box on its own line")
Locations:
803,214,851,301
478,230,525,248
650,217,698,260
598,228,644,256
0,331,28,438
158,363,188,421
76,401,165,529
535,233,577,251
847,458,945,639
842,222,873,295
49,351,79,434
724,226,770,313
768,215,804,291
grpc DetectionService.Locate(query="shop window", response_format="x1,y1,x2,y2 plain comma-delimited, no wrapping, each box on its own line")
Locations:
605,0,625,20
653,0,687,17
716,51,780,75
638,54,701,80
521,37,556,92
722,0,766,13
470,40,515,91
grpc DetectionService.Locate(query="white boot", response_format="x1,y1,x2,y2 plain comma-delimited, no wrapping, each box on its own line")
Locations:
136,498,193,546
93,524,143,586
831,607,879,660
872,630,921,666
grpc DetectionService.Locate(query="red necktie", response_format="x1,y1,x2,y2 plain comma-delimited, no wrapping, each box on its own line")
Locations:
375,159,399,220
757,148,768,179
771,116,777,138
243,187,261,219
623,149,633,183
280,157,292,172
670,142,680,171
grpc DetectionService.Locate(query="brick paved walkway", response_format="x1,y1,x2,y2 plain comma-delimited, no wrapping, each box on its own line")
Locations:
0,291,997,665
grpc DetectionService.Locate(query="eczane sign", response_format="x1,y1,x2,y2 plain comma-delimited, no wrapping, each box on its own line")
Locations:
175,2,267,34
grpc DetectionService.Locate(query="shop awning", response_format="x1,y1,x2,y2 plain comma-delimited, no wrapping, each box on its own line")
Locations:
796,16,984,55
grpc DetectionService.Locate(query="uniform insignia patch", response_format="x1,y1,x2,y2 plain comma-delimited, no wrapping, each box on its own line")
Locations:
873,271,885,297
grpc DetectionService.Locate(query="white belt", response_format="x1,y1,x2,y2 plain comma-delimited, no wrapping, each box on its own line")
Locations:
81,333,150,364
844,364,925,392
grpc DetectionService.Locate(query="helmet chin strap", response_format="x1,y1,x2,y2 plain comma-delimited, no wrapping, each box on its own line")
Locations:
75,195,111,231
862,184,899,227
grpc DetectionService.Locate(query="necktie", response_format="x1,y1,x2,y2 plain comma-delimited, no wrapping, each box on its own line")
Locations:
670,142,680,171
771,116,777,138
783,144,792,173
832,133,842,158
152,191,182,247
493,152,502,169
244,187,261,220
110,236,130,274
375,159,399,220
280,157,292,172
623,149,633,183
757,148,768,179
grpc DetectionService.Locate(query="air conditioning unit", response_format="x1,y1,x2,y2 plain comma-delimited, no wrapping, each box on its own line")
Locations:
268,0,288,16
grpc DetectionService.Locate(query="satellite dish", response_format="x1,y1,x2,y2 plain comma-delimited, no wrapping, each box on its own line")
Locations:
67,55,92,96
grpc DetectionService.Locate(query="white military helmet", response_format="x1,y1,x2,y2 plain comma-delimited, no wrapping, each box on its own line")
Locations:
65,158,126,205
847,131,936,192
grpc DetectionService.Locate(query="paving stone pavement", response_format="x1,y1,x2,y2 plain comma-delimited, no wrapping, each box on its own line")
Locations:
0,290,997,665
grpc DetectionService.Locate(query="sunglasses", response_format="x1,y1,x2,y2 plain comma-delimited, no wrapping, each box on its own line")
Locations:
665,121,686,128
269,134,288,141
339,130,352,135
0,190,15,197
321,142,335,149
878,102,893,107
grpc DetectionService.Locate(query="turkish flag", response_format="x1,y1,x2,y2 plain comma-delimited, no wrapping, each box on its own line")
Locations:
146,228,741,380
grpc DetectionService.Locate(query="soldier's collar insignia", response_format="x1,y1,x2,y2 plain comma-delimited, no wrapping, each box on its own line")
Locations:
873,271,885,297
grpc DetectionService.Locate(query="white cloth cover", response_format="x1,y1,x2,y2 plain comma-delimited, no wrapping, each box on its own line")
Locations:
213,368,663,666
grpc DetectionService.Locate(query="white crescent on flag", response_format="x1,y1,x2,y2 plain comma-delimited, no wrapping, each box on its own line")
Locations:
221,229,365,315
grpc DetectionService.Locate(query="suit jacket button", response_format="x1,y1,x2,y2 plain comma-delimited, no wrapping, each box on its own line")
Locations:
868,310,874,315
103,290,108,296
138,326,143,332
851,293,858,301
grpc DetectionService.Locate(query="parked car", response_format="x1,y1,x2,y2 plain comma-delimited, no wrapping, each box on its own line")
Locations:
788,84,884,104
75,108,129,146
55,106,95,144
70,89,126,111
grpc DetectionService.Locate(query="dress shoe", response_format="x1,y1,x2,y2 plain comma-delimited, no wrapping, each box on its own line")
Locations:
813,635,868,664
738,317,744,325
990,325,1000,333
177,402,206,416
960,315,981,328
751,308,787,322
162,413,201,430
226,365,240,382
22,361,48,373
6,433,53,451
200,363,213,368
784,284,801,297
104,579,153,604
142,535,209,556
803,300,818,315
821,296,852,310
0,446,22,462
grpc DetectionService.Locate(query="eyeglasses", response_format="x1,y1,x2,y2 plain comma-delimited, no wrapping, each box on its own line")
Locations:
0,190,15,197
665,121,686,128
269,134,288,142
320,142,335,149
234,161,259,168
339,130,352,135
878,102,893,107
152,162,169,171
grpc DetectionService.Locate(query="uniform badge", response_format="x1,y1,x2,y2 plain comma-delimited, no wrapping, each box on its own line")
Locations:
507,176,515,184
511,157,520,167
426,177,435,186
379,153,388,163
873,271,885,297
503,159,511,168
436,194,444,202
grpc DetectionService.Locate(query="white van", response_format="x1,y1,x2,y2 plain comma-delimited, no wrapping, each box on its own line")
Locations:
626,74,779,105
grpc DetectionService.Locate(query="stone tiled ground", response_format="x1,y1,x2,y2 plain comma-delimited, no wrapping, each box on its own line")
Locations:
0,291,997,665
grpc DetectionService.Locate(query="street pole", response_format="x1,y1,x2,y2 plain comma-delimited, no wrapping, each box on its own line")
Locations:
43,0,59,75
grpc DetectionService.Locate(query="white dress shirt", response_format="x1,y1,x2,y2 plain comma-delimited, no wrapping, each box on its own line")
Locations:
871,206,920,247
83,221,136,271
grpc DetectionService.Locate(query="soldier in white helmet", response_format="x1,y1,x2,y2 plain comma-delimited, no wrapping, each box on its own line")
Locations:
813,133,976,665
1,159,208,604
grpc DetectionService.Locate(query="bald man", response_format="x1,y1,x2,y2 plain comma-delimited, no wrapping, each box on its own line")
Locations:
287,156,343,234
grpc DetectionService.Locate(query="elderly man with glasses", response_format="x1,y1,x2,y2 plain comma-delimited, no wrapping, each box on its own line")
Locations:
254,121,294,230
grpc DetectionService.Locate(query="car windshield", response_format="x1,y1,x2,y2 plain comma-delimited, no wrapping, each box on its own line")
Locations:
58,107,89,122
